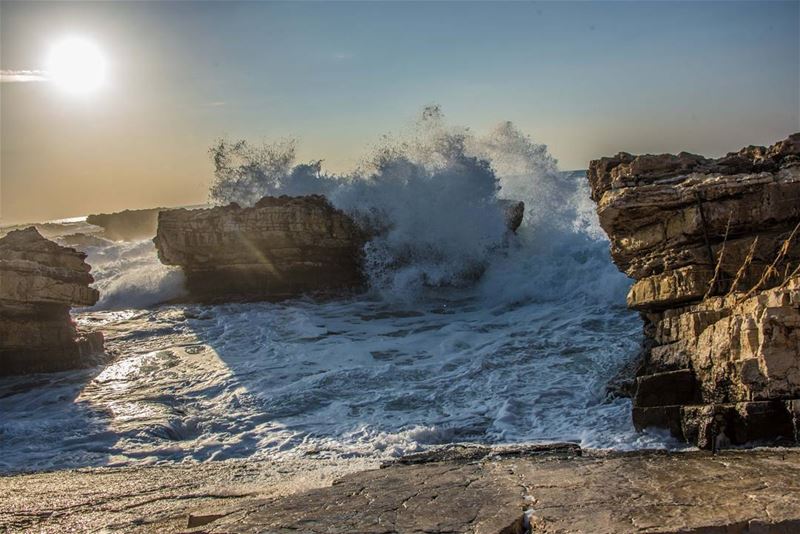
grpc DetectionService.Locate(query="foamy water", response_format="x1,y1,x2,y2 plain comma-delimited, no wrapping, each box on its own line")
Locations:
0,112,682,473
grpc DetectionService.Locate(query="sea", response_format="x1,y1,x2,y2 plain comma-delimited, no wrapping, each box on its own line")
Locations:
0,113,680,473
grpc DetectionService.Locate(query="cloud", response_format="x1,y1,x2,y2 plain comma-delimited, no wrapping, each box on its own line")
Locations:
0,70,49,82
206,101,227,107
332,52,354,61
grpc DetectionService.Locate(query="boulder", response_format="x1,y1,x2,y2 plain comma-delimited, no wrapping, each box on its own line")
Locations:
0,227,104,375
589,134,800,448
153,195,369,300
86,207,163,241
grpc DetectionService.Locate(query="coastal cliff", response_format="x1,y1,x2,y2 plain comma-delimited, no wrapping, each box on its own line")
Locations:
0,228,104,375
589,134,800,448
154,195,368,300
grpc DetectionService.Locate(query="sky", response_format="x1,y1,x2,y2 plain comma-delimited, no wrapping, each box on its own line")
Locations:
1,1,798,224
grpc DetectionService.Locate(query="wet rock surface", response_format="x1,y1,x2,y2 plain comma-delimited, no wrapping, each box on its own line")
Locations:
0,227,104,375
2,448,799,533
154,195,368,300
588,134,800,448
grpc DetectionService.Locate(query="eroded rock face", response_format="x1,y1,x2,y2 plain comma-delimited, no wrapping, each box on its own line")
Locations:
154,195,368,300
589,134,800,448
86,207,164,241
0,228,104,375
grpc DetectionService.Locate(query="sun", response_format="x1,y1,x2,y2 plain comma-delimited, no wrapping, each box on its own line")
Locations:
46,37,107,94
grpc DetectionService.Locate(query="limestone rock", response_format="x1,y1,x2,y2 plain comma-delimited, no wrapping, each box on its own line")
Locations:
154,195,369,300
204,449,800,534
6,448,800,532
86,207,164,241
588,134,800,448
0,227,104,375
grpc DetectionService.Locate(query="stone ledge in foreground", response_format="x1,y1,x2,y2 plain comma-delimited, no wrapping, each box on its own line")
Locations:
3,446,800,534
199,446,800,534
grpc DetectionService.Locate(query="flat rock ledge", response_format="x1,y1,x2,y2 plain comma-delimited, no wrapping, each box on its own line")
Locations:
2,447,800,533
588,134,800,448
0,227,104,375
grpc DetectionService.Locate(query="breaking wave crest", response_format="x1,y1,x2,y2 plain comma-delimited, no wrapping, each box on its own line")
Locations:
83,240,188,310
207,105,612,298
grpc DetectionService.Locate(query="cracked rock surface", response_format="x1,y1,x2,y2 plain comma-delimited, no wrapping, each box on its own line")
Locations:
3,448,799,533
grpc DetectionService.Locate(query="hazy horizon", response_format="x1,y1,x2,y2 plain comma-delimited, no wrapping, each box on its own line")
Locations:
2,0,798,224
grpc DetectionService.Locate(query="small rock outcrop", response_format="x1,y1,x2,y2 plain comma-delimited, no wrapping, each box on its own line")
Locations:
589,133,800,448
154,195,369,300
86,207,163,241
0,228,104,375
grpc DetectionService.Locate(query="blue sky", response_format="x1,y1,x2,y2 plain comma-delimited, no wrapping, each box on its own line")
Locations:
1,1,798,222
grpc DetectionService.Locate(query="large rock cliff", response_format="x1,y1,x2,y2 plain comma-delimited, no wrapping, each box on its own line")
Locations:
589,134,800,448
0,227,104,375
154,195,369,300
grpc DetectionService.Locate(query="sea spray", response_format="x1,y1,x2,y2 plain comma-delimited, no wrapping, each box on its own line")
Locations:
82,240,188,310
206,106,582,296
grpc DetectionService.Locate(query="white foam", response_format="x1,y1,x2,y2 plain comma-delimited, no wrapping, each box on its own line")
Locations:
82,240,188,310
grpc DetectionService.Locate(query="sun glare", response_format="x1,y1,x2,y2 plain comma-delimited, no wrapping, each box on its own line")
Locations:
46,37,107,94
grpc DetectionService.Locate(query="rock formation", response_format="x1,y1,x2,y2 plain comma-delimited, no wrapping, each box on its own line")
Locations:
155,195,526,301
154,195,369,300
589,133,800,448
0,227,104,375
86,207,164,241
10,446,800,533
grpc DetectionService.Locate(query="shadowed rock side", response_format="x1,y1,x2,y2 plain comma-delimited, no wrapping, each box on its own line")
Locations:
86,207,164,241
0,227,104,375
589,133,800,448
154,195,369,300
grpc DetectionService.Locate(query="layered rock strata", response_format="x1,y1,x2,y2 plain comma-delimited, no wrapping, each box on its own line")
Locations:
154,195,369,300
589,133,800,448
0,227,104,375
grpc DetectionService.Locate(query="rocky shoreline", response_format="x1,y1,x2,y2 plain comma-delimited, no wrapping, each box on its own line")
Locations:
2,135,799,532
589,134,800,448
2,446,799,533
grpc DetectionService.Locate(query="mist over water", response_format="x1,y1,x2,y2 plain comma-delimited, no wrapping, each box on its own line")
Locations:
0,109,679,473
